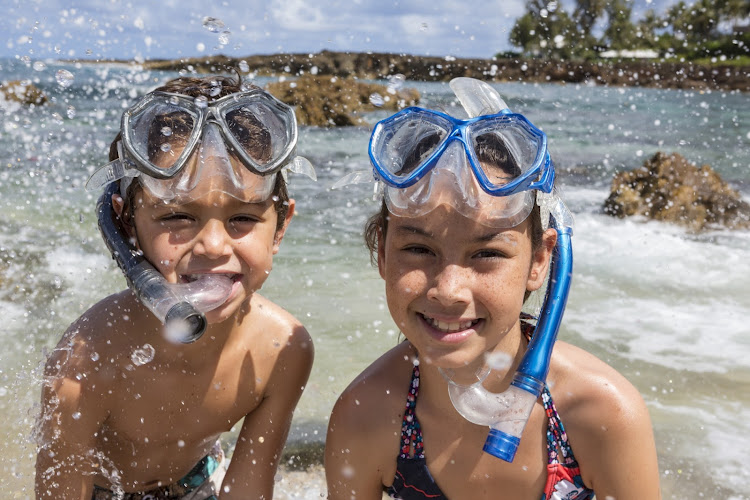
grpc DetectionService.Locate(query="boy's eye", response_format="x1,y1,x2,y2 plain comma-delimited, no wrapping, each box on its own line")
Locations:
403,245,433,256
157,212,193,222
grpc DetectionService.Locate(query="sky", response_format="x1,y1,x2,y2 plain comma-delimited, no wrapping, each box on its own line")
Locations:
2,0,683,61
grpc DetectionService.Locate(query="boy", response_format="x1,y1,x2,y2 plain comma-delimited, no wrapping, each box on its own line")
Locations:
35,75,314,499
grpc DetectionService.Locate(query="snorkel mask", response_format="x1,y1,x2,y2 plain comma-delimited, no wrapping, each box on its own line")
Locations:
369,78,574,462
87,86,315,343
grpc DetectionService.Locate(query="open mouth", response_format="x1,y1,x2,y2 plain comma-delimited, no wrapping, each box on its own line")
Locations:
421,314,480,333
180,273,242,284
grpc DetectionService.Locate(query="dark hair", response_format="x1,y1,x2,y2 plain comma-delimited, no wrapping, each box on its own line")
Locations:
109,75,290,232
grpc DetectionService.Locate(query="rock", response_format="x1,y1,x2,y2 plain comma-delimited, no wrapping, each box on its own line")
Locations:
0,80,47,105
265,74,419,127
603,152,750,231
133,51,750,92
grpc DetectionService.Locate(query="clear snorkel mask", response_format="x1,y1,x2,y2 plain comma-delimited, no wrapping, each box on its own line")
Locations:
358,77,574,463
87,86,315,343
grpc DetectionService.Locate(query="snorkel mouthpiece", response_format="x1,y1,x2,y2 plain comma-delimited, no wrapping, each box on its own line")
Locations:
96,184,232,343
439,78,574,463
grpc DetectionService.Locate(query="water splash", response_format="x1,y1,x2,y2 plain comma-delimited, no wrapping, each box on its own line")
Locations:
369,93,385,107
130,344,155,366
202,17,225,33
55,70,74,88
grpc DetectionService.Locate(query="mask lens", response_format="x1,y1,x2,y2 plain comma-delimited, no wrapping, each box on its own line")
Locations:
222,99,295,172
467,116,545,190
128,101,199,175
371,110,452,182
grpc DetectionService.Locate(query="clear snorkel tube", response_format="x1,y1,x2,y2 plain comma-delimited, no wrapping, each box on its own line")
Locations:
96,182,232,343
441,78,574,462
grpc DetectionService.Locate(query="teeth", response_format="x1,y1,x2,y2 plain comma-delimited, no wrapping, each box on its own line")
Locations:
424,315,476,333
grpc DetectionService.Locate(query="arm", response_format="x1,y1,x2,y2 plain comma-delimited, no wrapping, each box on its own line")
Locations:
35,330,110,499
219,323,313,500
325,391,390,500
563,357,661,499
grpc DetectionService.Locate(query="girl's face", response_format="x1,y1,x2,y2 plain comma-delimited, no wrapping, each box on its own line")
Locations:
378,205,553,373
124,187,293,325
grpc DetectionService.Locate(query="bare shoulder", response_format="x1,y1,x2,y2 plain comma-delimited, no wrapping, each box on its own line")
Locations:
326,342,413,497
45,290,145,382
550,341,647,429
549,341,661,497
249,293,313,361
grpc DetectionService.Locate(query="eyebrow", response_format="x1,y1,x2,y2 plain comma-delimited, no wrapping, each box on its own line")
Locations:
393,224,517,244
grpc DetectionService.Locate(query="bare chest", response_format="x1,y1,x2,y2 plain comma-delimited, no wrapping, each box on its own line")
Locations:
415,404,550,500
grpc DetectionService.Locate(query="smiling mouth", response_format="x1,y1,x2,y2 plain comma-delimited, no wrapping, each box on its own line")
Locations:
421,314,480,333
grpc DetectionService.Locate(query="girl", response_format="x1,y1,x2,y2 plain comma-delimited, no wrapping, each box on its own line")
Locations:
325,78,660,499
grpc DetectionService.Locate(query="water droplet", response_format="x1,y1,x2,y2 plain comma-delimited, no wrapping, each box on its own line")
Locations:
420,22,428,31
369,93,384,107
485,351,512,371
33,61,46,72
387,74,405,93
218,31,231,45
208,81,222,97
160,143,171,153
161,126,172,137
55,69,75,88
194,95,208,108
177,439,185,447
66,105,76,119
130,344,155,366
168,95,179,105
202,17,225,33
238,60,249,72
90,352,100,362
72,411,81,420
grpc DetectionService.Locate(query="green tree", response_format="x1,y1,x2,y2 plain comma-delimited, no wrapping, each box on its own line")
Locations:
509,0,579,58
601,0,639,51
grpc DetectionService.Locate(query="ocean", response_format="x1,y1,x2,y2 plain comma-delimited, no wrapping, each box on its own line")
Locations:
1,58,749,499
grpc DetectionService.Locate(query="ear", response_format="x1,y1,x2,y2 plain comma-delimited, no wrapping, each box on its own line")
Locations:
527,228,557,292
376,226,386,280
272,198,295,254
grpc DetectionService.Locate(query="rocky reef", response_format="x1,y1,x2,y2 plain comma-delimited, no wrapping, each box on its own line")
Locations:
265,74,420,127
0,80,47,105
138,50,750,92
603,152,750,231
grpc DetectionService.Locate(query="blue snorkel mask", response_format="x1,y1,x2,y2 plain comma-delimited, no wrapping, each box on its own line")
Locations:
368,78,574,463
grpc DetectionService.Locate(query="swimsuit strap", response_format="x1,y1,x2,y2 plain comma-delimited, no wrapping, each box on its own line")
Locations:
542,387,578,466
520,316,578,467
398,362,425,459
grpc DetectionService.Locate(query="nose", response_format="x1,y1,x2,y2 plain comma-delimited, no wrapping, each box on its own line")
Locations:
427,263,472,306
193,219,232,259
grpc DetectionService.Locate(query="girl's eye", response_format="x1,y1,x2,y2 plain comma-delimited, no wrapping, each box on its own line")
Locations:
474,249,506,259
230,214,261,224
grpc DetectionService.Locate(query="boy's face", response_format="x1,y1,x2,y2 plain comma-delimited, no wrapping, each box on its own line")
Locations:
129,187,293,324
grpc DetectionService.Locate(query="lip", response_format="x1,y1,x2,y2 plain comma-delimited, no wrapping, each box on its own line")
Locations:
419,313,482,343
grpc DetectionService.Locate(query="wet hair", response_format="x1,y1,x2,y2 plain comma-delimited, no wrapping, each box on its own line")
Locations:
108,74,290,232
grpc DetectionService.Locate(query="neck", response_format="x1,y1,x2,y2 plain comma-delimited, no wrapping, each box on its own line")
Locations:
413,319,528,415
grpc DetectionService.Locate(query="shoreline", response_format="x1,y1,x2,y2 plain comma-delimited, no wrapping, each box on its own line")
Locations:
67,50,750,92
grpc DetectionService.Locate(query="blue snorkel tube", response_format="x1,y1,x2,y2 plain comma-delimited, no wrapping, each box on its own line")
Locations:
442,78,574,463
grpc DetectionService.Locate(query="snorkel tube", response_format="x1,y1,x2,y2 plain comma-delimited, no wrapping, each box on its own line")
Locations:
96,183,231,343
442,78,574,462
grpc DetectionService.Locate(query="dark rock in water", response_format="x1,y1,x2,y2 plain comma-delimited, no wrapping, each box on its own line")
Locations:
603,152,750,231
0,80,47,105
265,74,419,127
